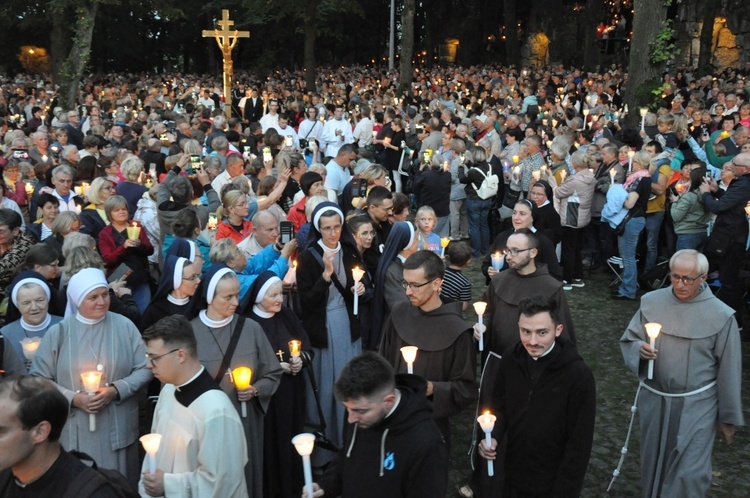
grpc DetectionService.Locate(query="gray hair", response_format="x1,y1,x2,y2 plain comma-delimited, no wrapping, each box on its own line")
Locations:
670,249,709,275
52,164,73,178
120,155,144,182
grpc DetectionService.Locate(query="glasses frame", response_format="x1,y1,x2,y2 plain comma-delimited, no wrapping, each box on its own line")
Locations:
669,272,706,286
145,348,180,366
503,247,533,257
400,278,438,291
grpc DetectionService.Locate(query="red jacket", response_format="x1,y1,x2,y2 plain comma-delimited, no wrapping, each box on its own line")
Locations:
97,220,154,286
287,198,307,232
216,219,253,244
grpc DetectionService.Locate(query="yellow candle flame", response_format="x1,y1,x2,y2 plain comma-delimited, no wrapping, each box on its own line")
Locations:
232,366,253,390
440,237,450,248
289,340,302,357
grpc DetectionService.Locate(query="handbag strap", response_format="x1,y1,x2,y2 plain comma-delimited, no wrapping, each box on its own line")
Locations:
302,354,327,430
214,315,246,384
302,121,316,140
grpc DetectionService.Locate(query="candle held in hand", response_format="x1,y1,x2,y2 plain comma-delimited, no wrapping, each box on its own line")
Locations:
81,371,103,432
645,322,662,380
477,411,497,477
232,366,253,417
126,222,141,240
140,433,162,474
292,433,316,498
352,266,365,315
400,346,418,374
473,302,487,351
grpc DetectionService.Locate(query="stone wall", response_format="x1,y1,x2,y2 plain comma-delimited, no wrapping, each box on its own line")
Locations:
673,2,748,70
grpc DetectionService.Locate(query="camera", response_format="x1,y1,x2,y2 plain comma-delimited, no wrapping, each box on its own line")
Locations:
299,138,309,150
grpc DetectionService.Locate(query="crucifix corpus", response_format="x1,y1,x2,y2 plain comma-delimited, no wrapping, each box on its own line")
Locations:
202,9,249,118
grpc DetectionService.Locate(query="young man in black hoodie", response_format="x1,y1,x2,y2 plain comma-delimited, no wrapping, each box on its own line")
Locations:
478,295,596,497
307,351,448,498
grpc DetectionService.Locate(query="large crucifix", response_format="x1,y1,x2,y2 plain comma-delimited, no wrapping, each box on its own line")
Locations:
202,9,249,119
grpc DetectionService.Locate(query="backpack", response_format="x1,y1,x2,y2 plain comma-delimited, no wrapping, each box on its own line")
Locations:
63,451,138,498
471,166,500,200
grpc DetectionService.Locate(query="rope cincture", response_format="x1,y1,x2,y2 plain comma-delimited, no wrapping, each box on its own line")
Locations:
606,380,717,492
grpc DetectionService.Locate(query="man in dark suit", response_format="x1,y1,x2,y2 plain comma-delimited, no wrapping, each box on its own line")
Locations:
240,88,263,123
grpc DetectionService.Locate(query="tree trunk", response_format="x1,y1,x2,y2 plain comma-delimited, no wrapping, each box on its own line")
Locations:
58,2,99,109
304,0,320,92
697,0,718,75
504,0,520,68
582,0,604,70
398,0,415,93
623,0,668,126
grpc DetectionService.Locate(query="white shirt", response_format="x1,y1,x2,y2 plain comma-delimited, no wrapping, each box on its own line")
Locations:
298,119,323,144
320,118,354,158
270,124,300,150
259,113,279,133
324,159,353,196
352,117,374,147
211,170,233,195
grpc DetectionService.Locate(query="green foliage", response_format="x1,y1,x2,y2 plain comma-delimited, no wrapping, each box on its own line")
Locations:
634,78,665,110
648,20,678,65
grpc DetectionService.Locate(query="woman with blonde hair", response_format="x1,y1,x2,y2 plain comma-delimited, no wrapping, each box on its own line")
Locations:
42,210,80,265
612,150,653,300
215,190,253,244
80,176,115,238
116,155,147,217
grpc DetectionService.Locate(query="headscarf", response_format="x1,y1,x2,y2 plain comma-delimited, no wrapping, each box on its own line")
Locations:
165,238,198,262
10,273,50,308
65,268,108,317
6,271,62,323
150,256,189,304
371,221,416,347
514,198,539,226
247,271,282,306
202,263,236,305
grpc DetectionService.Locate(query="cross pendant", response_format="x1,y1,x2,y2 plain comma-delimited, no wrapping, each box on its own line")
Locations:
276,350,285,362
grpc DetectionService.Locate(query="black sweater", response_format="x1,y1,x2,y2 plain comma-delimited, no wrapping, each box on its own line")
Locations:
412,167,451,217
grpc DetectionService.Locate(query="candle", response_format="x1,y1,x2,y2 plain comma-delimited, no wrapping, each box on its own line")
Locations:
126,222,141,240
82,182,90,198
20,336,42,361
560,169,567,181
477,410,497,477
140,433,162,474
645,323,661,380
352,266,365,315
675,182,686,194
289,340,301,358
400,346,418,374
512,155,519,164
627,150,635,173
473,302,487,351
292,433,316,498
609,168,616,185
491,251,504,270
24,183,34,196
440,237,450,257
720,130,730,139
145,177,153,189
232,366,253,418
640,107,648,131
207,213,218,231
81,371,103,432
74,185,84,196
532,170,541,181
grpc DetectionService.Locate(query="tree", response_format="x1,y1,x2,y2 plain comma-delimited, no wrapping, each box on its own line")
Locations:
582,0,604,70
623,0,669,125
398,0,415,94
697,0,718,75
504,0,520,67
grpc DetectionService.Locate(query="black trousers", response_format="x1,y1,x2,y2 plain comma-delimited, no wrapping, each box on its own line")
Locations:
561,226,584,281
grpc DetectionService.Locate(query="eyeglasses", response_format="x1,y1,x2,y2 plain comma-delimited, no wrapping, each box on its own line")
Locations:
183,273,201,282
145,348,180,366
669,273,706,286
100,185,115,191
320,225,342,234
400,278,437,291
503,247,532,256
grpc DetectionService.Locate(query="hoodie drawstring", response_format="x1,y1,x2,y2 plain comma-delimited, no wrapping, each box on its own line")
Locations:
346,424,358,458
379,428,389,477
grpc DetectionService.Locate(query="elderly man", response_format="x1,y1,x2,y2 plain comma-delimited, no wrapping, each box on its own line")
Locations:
619,250,743,497
238,210,279,257
211,153,246,194
42,165,83,212
63,110,84,149
719,125,748,157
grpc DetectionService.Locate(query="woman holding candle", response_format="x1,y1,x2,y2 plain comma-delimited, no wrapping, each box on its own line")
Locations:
613,150,653,300
669,162,711,251
554,150,596,291
79,176,115,238
190,263,283,497
30,268,152,488
296,202,366,466
97,195,154,312
0,271,63,368
247,271,312,498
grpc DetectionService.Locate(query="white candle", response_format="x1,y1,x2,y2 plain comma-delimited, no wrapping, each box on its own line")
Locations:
640,107,648,131
627,150,635,173
560,169,567,181
126,222,141,240
140,433,162,474
292,433,316,498
352,267,365,315
440,237,450,257
232,366,253,418
491,252,504,270
609,168,616,185
20,337,42,361
477,411,497,477
473,302,487,352
81,371,103,431
400,346,418,374
645,323,661,380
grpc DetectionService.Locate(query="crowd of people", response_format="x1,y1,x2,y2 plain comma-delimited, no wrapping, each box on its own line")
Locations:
0,59,747,497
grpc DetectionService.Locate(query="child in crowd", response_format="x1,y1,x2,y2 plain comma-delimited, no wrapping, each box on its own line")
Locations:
440,241,472,312
416,205,441,255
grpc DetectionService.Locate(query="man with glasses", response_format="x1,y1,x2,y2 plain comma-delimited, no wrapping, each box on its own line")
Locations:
620,249,743,497
140,315,248,498
699,152,750,324
476,229,575,358
379,250,476,446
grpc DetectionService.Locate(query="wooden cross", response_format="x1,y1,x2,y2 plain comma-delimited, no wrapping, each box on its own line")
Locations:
202,9,249,119
276,350,285,362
